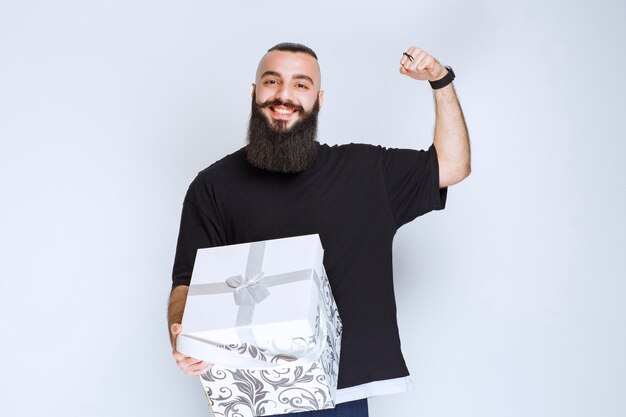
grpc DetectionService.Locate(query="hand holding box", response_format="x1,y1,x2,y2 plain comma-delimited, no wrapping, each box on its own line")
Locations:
176,234,342,417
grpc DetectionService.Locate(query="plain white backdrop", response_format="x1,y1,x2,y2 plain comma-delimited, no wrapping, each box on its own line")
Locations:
1,1,625,416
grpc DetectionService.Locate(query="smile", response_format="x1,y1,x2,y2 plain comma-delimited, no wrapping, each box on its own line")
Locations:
269,105,298,119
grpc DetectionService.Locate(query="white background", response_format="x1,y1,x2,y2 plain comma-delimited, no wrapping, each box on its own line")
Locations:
1,1,625,416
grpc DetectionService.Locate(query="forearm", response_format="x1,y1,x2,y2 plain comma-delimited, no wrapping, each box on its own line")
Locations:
167,285,189,345
432,83,471,187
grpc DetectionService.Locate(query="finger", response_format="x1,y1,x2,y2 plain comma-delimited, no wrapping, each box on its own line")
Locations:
415,54,434,73
407,47,421,62
180,358,212,372
172,348,206,367
400,55,410,70
400,46,419,70
177,355,205,368
400,52,413,67
180,360,212,376
184,362,213,376
407,49,426,73
408,51,426,72
399,46,414,65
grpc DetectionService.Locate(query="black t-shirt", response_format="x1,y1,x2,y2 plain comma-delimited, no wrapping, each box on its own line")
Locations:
172,142,447,388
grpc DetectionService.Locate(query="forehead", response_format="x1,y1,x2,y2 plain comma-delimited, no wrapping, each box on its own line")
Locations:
256,50,321,87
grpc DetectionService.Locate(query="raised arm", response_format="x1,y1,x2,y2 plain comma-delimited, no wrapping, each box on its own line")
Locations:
399,46,471,188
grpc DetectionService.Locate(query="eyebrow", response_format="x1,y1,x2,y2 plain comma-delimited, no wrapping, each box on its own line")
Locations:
260,71,315,85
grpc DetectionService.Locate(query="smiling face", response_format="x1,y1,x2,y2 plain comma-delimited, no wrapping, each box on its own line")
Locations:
253,50,324,131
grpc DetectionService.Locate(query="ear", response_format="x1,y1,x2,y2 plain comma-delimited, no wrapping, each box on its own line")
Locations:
317,90,324,110
251,83,256,97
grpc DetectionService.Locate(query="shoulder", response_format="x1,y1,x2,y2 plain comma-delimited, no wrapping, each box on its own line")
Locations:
192,147,249,186
197,147,247,179
325,142,436,161
323,142,384,154
321,142,386,161
185,147,247,201
319,142,437,175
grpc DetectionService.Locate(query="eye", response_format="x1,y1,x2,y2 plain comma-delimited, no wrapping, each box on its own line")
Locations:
295,83,309,89
264,79,278,85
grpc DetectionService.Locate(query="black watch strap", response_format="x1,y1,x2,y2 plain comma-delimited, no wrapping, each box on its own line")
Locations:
429,66,455,89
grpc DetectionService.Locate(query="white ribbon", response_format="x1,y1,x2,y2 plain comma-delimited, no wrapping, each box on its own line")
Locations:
226,271,271,306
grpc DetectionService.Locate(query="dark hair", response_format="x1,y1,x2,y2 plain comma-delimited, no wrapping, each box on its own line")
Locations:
267,42,318,60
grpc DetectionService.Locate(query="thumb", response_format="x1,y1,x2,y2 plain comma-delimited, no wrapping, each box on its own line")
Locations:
171,323,183,336
399,66,409,75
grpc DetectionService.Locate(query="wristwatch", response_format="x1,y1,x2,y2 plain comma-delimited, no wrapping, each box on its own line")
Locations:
429,66,455,89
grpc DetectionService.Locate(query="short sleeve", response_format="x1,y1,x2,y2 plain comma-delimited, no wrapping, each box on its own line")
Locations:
383,144,447,228
171,178,226,289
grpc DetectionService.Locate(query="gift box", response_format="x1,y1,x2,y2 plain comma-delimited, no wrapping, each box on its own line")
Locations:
177,234,342,417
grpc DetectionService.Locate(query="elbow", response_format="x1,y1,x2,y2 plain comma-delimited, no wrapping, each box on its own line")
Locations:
462,162,471,180
456,155,472,181
457,162,471,183
439,162,471,188
453,167,471,185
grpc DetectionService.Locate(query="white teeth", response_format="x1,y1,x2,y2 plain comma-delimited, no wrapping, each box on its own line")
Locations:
273,107,294,115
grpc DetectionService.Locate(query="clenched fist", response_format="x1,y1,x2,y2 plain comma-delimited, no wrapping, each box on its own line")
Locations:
399,47,447,82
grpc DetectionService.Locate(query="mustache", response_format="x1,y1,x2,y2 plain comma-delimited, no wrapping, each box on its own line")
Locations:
258,99,305,113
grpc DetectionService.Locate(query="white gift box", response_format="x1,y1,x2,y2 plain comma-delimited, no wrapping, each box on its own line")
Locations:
177,234,343,417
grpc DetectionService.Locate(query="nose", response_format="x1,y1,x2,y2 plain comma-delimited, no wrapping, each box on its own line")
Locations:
275,84,293,103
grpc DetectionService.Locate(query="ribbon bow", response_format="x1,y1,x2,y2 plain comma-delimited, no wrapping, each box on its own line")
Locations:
226,271,270,306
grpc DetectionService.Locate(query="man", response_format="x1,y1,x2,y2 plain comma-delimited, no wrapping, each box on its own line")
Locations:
168,42,470,416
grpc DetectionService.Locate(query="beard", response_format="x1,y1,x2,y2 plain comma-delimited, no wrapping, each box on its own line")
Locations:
245,92,320,174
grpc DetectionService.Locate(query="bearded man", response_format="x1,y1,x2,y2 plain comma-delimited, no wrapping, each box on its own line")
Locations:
168,42,471,417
